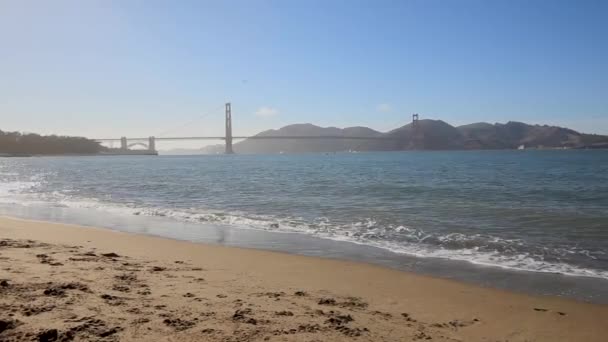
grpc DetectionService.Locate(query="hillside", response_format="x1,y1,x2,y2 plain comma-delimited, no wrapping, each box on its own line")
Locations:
0,130,106,155
386,120,466,150
231,124,385,154
199,120,608,154
458,122,604,149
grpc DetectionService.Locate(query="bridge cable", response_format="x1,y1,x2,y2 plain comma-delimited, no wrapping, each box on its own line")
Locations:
154,103,226,138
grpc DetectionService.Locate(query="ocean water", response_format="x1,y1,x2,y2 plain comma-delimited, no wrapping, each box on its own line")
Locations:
1,151,608,288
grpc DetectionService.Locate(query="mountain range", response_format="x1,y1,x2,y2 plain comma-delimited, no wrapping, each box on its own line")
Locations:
197,120,608,154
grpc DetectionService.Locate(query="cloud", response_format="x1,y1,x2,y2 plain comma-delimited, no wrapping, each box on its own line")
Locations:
254,106,279,118
376,103,392,112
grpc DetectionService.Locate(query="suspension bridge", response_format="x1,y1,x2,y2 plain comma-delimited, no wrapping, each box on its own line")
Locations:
94,103,416,154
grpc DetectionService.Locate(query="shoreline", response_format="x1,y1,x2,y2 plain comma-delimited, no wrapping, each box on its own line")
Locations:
2,202,608,304
1,216,608,341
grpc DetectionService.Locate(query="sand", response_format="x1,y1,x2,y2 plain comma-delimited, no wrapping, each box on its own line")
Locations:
0,216,607,342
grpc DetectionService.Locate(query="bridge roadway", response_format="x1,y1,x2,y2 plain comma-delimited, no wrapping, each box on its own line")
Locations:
94,135,398,142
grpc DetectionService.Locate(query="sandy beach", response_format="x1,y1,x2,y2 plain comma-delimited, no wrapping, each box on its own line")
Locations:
1,216,607,342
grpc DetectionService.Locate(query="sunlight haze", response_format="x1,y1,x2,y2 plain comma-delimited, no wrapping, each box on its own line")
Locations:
1,0,607,146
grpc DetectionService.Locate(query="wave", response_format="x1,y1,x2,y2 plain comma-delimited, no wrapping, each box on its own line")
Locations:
1,181,607,280
0,180,42,202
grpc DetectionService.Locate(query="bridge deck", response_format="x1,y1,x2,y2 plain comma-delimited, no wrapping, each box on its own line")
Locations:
95,136,398,142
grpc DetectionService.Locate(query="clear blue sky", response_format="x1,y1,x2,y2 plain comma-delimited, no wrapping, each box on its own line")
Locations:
1,0,607,147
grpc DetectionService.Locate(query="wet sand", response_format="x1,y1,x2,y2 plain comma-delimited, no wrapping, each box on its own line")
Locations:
1,216,607,341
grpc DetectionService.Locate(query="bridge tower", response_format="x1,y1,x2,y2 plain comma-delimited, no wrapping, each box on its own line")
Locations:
120,137,128,150
148,136,156,152
225,102,234,154
411,113,422,149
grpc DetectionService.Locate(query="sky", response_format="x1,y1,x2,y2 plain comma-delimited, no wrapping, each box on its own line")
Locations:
1,0,607,149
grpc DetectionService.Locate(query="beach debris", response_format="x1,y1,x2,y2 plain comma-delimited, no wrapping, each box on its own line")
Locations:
450,319,471,328
112,285,130,293
294,290,307,296
335,325,369,337
150,266,166,272
36,254,63,266
317,296,368,309
101,252,120,258
258,291,285,300
63,317,122,339
163,318,196,331
297,324,322,333
533,307,548,312
318,298,337,305
324,312,368,337
37,328,60,342
275,310,294,316
99,326,122,337
115,273,137,283
401,313,417,322
341,296,368,309
432,318,480,329
371,310,393,319
233,308,258,325
22,304,55,316
132,317,150,325
100,294,119,300
0,239,44,249
313,309,325,316
0,319,21,334
138,289,151,295
100,293,125,306
413,330,432,340
325,313,354,326
0,280,9,287
272,328,298,335
43,282,89,297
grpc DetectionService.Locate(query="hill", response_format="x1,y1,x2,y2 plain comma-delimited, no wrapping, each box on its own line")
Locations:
386,119,466,150
230,124,385,154
458,121,606,149
0,130,106,155
203,120,608,154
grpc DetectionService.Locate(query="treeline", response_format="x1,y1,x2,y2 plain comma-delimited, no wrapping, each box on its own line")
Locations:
0,130,106,155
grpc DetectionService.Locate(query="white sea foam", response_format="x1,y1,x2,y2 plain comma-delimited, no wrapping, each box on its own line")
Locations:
2,186,608,280
0,180,42,203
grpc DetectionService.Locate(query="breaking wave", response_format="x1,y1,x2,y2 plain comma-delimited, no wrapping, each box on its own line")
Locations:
2,180,606,280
